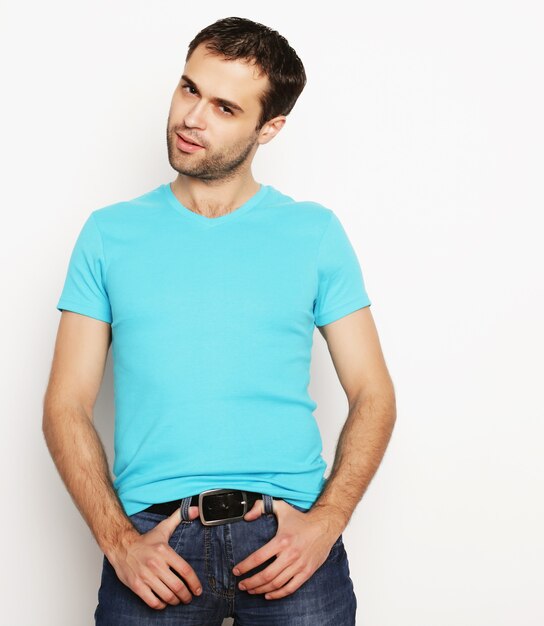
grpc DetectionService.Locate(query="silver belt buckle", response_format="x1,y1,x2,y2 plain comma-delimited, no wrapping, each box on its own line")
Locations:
198,488,248,526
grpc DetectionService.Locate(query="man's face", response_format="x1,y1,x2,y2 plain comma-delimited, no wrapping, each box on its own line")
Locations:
166,43,271,181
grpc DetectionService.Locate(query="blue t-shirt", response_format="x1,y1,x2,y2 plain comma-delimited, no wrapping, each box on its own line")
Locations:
56,182,371,515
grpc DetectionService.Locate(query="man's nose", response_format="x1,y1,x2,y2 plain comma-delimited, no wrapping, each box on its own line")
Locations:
184,101,207,129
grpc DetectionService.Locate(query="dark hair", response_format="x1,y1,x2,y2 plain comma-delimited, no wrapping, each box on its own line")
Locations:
186,16,307,130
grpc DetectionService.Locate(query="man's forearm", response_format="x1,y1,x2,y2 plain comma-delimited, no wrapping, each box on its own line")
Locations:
309,392,396,536
42,405,139,559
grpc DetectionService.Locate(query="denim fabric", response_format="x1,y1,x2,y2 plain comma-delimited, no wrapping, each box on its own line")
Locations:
94,498,357,625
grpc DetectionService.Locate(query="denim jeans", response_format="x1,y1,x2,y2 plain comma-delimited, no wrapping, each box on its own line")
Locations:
94,495,357,625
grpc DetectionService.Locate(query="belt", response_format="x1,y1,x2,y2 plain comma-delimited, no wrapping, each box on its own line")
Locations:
143,488,283,526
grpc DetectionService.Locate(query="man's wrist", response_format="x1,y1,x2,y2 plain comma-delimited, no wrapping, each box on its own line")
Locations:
307,503,349,539
100,526,141,562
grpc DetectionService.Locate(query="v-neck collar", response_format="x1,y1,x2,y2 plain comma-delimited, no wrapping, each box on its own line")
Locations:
162,181,271,228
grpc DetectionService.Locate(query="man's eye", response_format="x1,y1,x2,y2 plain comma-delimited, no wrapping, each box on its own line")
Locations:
181,85,233,116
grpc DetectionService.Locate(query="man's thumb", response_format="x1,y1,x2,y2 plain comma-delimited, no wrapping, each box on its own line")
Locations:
164,505,200,532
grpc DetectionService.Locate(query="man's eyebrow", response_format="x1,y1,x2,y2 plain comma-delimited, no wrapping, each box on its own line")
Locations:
181,74,245,113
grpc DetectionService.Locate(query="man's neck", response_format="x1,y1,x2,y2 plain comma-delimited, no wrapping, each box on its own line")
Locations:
170,175,261,218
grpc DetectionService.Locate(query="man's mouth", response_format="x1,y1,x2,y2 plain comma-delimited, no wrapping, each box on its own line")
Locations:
177,132,203,147
176,132,205,153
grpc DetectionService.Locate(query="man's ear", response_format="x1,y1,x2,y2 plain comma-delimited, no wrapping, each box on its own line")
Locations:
258,116,287,145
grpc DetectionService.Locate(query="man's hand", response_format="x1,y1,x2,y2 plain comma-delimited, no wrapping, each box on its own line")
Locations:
107,506,203,610
232,499,340,600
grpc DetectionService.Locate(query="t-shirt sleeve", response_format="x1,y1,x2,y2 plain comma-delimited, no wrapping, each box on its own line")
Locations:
56,212,112,324
313,211,371,327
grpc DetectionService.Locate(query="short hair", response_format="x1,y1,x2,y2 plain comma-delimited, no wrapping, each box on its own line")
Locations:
186,16,307,130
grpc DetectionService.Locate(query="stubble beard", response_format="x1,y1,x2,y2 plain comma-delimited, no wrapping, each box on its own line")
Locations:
167,126,259,183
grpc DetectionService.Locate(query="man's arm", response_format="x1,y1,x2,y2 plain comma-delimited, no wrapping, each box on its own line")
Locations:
230,304,396,598
42,311,139,559
309,305,396,537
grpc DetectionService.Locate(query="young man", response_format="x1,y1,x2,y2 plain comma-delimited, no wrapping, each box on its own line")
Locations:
43,16,396,625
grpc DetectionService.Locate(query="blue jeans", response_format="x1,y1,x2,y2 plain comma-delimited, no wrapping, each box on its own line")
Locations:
94,495,357,625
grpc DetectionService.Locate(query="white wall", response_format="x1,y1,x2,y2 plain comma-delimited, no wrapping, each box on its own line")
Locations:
2,1,542,624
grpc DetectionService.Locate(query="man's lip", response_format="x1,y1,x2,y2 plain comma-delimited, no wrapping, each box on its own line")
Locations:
176,132,203,147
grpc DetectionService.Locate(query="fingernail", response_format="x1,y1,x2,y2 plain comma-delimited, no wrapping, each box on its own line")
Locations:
239,583,246,590
233,568,240,575
196,587,202,595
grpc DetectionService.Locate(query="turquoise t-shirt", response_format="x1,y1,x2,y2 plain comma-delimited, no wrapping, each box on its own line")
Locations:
56,182,371,515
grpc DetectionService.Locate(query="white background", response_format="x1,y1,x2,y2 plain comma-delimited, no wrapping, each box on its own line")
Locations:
1,1,543,624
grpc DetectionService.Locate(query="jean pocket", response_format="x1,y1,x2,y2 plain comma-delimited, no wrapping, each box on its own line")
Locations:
326,533,345,561
128,510,186,552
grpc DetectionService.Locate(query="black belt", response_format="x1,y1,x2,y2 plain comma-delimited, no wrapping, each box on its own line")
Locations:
143,488,282,526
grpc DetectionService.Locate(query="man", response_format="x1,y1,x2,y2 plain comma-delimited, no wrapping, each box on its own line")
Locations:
43,16,396,625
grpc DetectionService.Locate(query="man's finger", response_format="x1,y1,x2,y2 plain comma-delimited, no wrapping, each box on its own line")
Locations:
242,559,299,595
237,552,292,592
166,507,181,528
233,537,279,575
263,570,307,600
164,505,199,531
243,498,265,520
167,550,203,597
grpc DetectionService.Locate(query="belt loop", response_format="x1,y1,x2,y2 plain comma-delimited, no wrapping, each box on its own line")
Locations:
262,493,274,514
179,495,193,521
